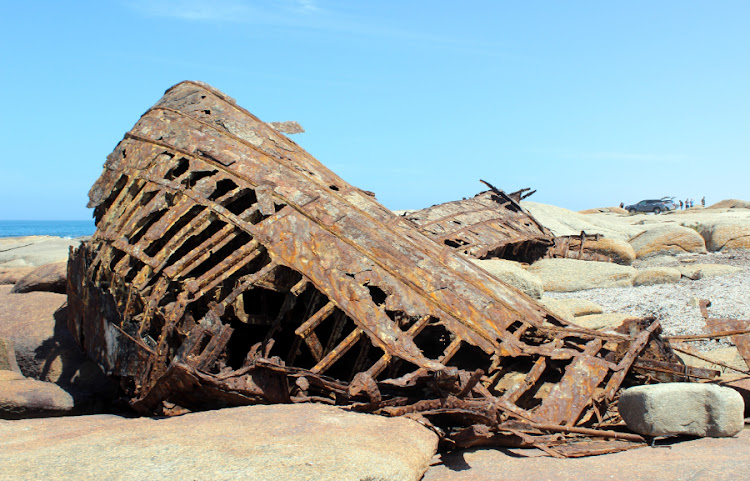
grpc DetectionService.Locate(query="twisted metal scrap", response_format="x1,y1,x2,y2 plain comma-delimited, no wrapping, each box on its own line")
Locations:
68,81,691,456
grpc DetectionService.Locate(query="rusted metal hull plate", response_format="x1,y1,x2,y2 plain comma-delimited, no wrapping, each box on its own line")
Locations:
68,81,689,455
404,185,553,263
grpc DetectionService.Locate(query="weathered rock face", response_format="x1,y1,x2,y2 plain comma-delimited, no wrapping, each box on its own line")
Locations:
633,267,681,286
618,383,745,437
528,258,636,292
580,237,636,265
10,262,67,294
675,263,744,280
699,222,750,251
0,236,82,267
538,298,603,324
628,225,707,258
0,267,36,285
0,286,116,409
0,338,21,374
0,376,75,419
521,202,642,240
707,199,750,210
469,259,543,298
0,404,438,481
572,313,633,331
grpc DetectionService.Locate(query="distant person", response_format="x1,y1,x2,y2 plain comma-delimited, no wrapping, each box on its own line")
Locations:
701,196,705,207
679,200,683,209
685,198,689,209
690,199,694,208
619,202,624,209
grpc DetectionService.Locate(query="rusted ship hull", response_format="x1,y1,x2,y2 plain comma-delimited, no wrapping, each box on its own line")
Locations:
405,183,554,263
68,81,698,455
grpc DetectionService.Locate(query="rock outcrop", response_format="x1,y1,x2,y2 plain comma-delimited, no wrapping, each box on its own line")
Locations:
573,313,633,331
699,222,750,252
470,259,543,298
0,267,36,285
707,199,750,210
675,264,744,280
0,404,438,480
528,258,636,292
10,262,67,294
0,236,82,268
0,286,116,409
0,372,75,419
633,267,682,286
628,225,707,258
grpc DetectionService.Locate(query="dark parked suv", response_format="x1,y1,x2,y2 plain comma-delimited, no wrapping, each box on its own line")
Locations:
625,198,676,214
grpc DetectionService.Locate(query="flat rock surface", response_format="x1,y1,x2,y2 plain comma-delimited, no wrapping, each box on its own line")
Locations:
572,312,633,331
0,403,438,481
470,259,543,298
423,428,750,481
529,258,636,292
0,236,81,267
633,267,681,286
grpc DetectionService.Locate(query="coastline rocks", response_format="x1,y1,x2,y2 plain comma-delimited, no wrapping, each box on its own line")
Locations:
572,313,633,331
618,383,745,437
628,225,707,258
10,262,67,294
0,286,116,409
676,264,744,280
1,339,22,373
0,404,438,481
0,236,81,268
699,222,750,252
539,297,603,322
521,201,642,240
707,199,750,210
528,258,636,292
470,259,543,298
0,267,36,285
633,267,681,286
579,237,636,265
0,375,75,419
579,207,629,214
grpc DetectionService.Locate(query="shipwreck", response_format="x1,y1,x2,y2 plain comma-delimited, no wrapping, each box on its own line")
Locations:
405,182,553,264
67,81,711,457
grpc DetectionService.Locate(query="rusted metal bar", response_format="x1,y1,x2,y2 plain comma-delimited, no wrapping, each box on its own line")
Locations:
671,343,750,375
66,81,692,456
699,299,750,367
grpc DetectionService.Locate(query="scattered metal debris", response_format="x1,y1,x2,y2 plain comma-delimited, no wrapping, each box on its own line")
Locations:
697,299,750,369
405,180,553,263
68,81,699,456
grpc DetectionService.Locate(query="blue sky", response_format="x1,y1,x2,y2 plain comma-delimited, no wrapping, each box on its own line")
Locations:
1,1,748,219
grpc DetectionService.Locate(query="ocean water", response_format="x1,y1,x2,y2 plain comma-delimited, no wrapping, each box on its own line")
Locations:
0,220,96,239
